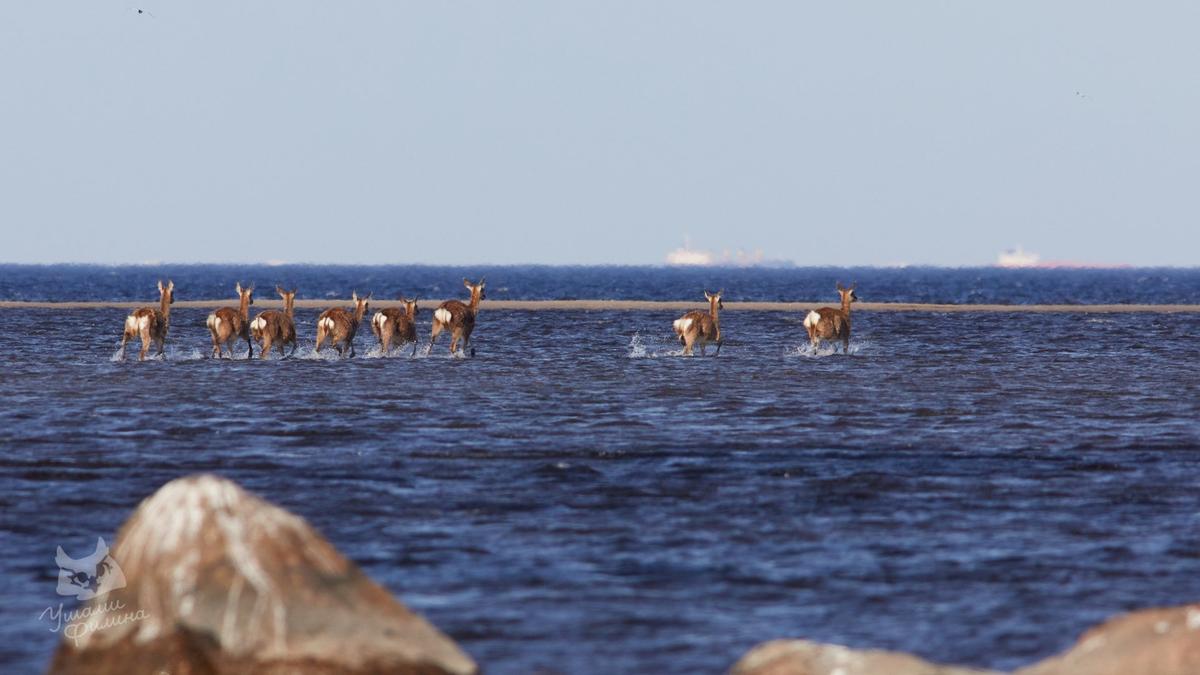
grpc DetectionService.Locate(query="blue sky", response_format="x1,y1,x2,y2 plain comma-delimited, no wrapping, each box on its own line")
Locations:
2,2,1198,266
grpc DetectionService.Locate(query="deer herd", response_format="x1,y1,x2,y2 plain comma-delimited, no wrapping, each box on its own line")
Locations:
117,278,861,361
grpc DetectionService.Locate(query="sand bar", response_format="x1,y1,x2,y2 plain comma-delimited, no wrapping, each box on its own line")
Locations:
1,299,1198,313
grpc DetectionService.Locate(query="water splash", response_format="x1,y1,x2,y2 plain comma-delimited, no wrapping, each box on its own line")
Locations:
626,333,687,359
788,339,868,358
627,333,648,358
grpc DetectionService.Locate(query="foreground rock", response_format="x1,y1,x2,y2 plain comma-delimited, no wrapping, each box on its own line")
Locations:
733,603,1200,675
50,474,477,675
1015,604,1200,675
730,640,1000,675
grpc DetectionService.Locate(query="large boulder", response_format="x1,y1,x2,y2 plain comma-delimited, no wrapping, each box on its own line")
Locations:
729,640,1001,675
1015,604,1200,675
49,474,478,675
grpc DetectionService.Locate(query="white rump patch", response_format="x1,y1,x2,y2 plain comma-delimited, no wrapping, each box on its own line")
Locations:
124,315,137,332
138,316,151,332
250,317,265,331
207,314,221,331
434,308,452,324
674,317,693,333
803,311,821,328
318,317,334,331
373,313,387,330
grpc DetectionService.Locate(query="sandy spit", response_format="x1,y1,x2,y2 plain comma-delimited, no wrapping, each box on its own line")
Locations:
1,300,1198,313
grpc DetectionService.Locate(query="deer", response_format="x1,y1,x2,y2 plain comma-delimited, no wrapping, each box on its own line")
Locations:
371,296,419,356
429,278,485,356
206,283,254,359
803,283,859,353
673,290,724,356
119,280,174,361
249,286,298,359
315,292,370,357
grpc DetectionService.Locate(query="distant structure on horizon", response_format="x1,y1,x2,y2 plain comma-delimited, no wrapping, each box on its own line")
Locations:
996,246,1041,268
665,239,794,268
995,246,1130,269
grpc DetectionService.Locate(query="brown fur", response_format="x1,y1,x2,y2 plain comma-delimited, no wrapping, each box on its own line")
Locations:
206,283,254,359
429,279,485,356
804,283,858,353
315,292,370,358
250,286,298,359
119,280,174,361
372,297,419,356
673,290,723,356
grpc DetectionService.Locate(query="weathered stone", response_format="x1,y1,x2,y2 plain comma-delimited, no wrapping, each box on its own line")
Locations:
729,639,1001,675
1015,604,1200,675
49,474,477,675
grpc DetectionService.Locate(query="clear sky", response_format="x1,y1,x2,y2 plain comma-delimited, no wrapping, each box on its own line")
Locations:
2,2,1198,266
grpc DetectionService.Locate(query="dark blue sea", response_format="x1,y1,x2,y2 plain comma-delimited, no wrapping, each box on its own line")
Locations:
1,265,1199,674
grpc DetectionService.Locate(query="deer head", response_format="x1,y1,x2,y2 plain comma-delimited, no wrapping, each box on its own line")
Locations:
351,292,371,321
276,286,297,314
235,282,254,310
704,289,724,311
403,297,418,319
836,282,859,307
464,278,486,306
157,280,175,307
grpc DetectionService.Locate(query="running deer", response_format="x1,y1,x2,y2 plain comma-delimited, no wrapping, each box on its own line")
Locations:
315,292,370,357
250,286,298,359
206,283,254,359
119,280,174,361
803,283,858,353
673,290,724,356
371,296,419,356
429,278,485,356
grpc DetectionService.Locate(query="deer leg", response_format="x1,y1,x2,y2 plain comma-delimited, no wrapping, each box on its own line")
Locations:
246,334,254,359
139,328,152,361
715,339,723,356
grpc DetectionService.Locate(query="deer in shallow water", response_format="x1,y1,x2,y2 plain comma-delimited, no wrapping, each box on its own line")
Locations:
250,286,298,359
673,290,723,356
315,292,370,357
803,283,858,353
206,283,254,359
429,278,485,356
372,297,419,356
119,280,174,361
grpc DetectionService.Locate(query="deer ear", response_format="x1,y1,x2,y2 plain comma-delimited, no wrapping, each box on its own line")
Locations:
463,278,472,289
351,291,358,302
168,280,174,291
276,285,284,295
236,282,243,294
291,287,298,296
157,280,164,292
479,278,486,286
